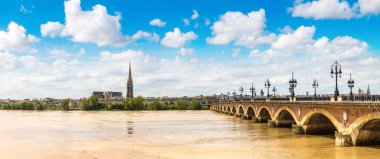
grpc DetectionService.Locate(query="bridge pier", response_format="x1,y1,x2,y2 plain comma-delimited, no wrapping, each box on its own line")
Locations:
335,132,353,147
252,117,259,123
267,120,277,127
292,124,305,135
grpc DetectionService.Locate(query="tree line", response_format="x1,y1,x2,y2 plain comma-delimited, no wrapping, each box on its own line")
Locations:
81,95,208,110
0,96,209,111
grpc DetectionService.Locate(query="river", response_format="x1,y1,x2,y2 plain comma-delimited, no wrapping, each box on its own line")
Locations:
0,110,378,159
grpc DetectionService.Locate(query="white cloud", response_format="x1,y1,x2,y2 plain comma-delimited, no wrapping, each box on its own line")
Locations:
178,47,194,55
207,9,275,48
358,0,380,15
40,21,64,38
205,18,211,26
149,18,166,27
183,18,190,26
289,0,355,19
161,28,197,48
360,57,379,65
19,5,32,14
100,49,145,61
0,22,39,52
132,30,160,42
249,49,262,57
191,9,199,20
57,0,127,46
232,48,240,58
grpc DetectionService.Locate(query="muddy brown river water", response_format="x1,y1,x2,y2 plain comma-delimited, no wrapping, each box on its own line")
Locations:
0,110,378,159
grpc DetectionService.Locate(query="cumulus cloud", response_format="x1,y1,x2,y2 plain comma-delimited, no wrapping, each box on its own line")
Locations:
191,9,199,19
40,21,64,37
0,22,39,52
178,47,194,56
358,0,380,15
40,0,127,46
161,28,197,48
290,0,355,20
207,9,275,48
149,18,166,27
61,0,127,46
132,30,160,42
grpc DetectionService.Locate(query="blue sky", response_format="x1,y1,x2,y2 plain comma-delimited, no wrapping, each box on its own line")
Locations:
0,0,380,99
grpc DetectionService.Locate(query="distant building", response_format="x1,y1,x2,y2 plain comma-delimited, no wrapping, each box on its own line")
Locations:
358,88,364,96
126,61,134,99
92,91,123,101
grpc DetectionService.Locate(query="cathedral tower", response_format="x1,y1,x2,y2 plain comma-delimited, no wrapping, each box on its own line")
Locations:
127,62,134,98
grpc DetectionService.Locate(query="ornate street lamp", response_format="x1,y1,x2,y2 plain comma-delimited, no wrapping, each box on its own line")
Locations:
347,73,355,101
260,89,264,99
312,79,318,101
264,79,271,99
331,61,342,101
232,90,236,102
226,91,230,102
289,72,297,99
272,86,277,99
239,86,244,101
250,83,256,101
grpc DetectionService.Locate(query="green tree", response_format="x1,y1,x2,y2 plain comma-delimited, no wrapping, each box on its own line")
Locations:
176,100,187,110
80,97,90,110
20,101,34,110
188,100,202,110
149,100,162,110
35,101,46,110
89,95,99,110
61,98,70,110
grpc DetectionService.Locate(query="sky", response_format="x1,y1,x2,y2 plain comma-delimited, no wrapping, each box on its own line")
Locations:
0,0,380,99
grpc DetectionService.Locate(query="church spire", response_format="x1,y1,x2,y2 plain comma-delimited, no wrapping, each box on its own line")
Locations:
367,84,370,96
127,61,134,98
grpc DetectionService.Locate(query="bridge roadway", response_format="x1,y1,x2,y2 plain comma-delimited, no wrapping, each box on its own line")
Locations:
210,101,380,147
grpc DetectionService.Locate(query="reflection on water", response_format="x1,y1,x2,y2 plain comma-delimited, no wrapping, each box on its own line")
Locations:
0,110,378,159
127,121,134,135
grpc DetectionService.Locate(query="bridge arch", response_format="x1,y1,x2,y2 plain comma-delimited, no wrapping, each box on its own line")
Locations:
232,106,237,114
301,109,341,134
273,107,299,127
245,105,256,119
348,112,380,146
257,106,272,123
237,105,244,116
226,105,231,113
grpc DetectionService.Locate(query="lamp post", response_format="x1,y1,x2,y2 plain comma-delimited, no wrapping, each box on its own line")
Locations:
347,73,355,101
264,79,271,99
232,90,236,102
260,89,264,99
272,86,277,99
239,86,244,102
331,61,342,101
289,72,297,100
312,79,318,101
227,91,230,102
250,83,255,101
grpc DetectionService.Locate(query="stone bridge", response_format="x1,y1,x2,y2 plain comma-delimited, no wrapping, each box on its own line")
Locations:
210,101,380,147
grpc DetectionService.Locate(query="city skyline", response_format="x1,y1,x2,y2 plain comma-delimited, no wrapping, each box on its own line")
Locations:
1,0,380,99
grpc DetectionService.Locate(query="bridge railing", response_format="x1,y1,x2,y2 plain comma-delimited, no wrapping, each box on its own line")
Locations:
219,94,380,103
